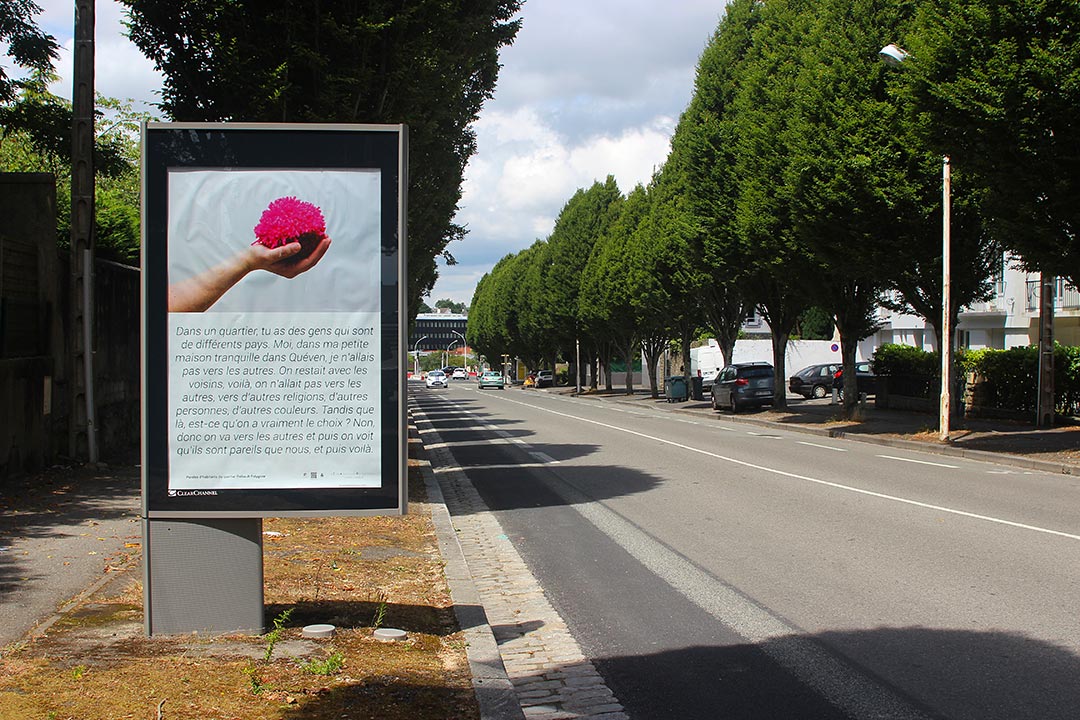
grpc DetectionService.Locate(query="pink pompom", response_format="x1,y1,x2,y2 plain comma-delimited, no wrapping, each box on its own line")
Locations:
252,196,326,249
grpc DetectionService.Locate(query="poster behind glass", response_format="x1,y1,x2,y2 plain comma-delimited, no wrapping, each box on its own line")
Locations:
142,124,405,517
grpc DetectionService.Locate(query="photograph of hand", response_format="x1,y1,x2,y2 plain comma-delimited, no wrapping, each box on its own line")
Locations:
166,169,380,314
167,233,332,312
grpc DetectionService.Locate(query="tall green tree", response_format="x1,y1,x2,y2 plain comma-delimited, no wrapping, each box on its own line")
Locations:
635,162,705,394
580,185,650,393
121,0,522,316
720,0,818,411
674,0,762,371
542,177,622,386
907,0,1080,285
0,0,58,104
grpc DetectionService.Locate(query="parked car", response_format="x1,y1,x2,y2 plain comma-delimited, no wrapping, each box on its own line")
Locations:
477,370,505,389
711,362,775,413
789,363,841,399
425,369,448,389
535,370,554,388
452,367,468,380
833,362,877,397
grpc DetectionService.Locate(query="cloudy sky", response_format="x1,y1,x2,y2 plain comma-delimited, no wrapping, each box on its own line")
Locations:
23,0,728,306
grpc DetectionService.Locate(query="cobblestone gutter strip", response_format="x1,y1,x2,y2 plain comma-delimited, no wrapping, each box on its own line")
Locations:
414,445,524,720
412,403,628,720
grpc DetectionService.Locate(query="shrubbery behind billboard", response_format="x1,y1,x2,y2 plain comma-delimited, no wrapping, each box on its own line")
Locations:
142,123,407,517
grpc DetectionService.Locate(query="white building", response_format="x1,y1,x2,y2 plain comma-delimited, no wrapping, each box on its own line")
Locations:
874,255,1079,352
728,254,1079,362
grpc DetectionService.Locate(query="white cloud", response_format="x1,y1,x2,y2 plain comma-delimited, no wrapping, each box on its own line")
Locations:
27,0,163,112
427,2,727,307
448,108,674,280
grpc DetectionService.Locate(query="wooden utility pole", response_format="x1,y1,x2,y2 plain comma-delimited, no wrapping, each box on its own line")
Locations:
70,0,97,461
1037,273,1055,428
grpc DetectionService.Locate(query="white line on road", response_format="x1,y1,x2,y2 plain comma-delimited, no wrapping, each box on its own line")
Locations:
489,393,1080,543
530,451,560,464
877,455,959,469
797,441,848,452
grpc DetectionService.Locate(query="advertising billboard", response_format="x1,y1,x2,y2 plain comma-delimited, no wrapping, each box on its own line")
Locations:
141,123,407,517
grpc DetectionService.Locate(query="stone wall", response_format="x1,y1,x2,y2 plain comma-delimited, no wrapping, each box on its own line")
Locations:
0,173,140,478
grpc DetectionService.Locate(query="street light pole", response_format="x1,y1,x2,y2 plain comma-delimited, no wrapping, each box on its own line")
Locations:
451,330,468,373
576,337,581,395
412,335,428,375
940,156,952,442
878,44,952,442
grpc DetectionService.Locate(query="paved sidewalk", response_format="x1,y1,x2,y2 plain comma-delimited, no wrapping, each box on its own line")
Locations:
0,463,141,654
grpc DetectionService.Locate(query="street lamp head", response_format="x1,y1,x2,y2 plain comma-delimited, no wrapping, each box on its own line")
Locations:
879,44,910,66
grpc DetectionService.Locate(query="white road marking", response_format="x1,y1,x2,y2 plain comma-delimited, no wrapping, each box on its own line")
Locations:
877,455,959,469
432,462,551,473
530,452,560,465
797,441,848,452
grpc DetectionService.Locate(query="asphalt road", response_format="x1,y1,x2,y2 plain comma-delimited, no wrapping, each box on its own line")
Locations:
414,382,1080,720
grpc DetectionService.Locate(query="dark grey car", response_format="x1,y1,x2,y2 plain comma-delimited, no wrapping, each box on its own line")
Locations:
789,363,841,399
711,362,775,413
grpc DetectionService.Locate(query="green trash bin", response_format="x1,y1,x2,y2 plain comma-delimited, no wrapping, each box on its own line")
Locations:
665,375,688,403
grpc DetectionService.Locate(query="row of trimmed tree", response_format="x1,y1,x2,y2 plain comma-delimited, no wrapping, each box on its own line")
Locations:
469,0,1080,419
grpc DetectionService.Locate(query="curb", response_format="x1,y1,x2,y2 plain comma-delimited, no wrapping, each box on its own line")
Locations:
415,454,525,720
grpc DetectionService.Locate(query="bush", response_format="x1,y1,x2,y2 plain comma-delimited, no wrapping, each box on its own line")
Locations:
871,343,938,377
871,343,1079,417
964,344,1078,417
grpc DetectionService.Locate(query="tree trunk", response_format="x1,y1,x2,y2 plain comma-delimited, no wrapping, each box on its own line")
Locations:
642,334,665,399
770,329,790,411
624,340,635,394
839,335,859,417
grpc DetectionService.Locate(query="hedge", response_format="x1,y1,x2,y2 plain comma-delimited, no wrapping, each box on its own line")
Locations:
870,343,1080,417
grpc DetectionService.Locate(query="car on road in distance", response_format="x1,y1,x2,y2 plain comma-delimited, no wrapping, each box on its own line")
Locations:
789,363,841,399
535,370,554,388
711,362,775,413
833,361,877,397
477,370,505,389
452,367,468,380
425,369,448,389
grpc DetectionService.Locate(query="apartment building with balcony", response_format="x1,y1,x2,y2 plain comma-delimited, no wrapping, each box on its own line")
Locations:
872,253,1079,353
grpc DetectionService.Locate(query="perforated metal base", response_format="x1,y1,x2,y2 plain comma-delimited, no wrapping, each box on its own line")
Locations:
144,518,264,636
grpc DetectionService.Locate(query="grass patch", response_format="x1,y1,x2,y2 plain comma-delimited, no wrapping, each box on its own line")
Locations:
0,464,479,720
